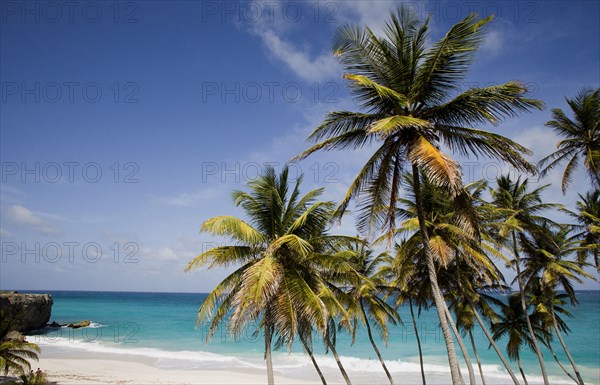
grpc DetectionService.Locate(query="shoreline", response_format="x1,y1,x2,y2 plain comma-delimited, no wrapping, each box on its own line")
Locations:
27,348,586,385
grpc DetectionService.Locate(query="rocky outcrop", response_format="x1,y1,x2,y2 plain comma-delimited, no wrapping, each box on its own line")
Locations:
66,320,90,329
0,291,53,333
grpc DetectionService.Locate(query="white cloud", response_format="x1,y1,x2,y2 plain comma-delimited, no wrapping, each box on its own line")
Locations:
0,228,13,238
513,125,559,162
0,184,27,204
337,0,404,36
257,29,339,82
150,188,221,207
481,29,503,55
238,0,341,82
139,246,179,262
5,205,62,236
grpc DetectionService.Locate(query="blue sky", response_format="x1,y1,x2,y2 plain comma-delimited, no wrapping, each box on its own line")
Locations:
1,0,599,292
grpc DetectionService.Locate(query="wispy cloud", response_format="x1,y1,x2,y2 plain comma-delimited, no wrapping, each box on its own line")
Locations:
240,0,339,82
337,0,404,36
256,29,339,82
0,228,13,238
150,188,221,207
5,204,63,236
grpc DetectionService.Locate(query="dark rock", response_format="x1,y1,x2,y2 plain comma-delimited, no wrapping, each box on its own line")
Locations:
49,321,61,328
0,292,53,334
66,320,91,329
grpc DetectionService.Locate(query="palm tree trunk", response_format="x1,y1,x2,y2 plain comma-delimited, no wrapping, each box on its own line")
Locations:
359,300,394,385
409,298,427,385
512,232,549,385
548,344,579,384
443,305,476,385
517,357,529,385
300,333,328,385
468,329,486,385
412,165,464,385
325,329,352,385
264,321,275,385
551,307,585,385
469,301,521,385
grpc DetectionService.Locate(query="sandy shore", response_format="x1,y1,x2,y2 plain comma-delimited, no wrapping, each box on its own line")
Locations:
37,356,317,385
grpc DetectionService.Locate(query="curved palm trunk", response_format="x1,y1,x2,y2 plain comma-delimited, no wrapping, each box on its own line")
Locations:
300,334,328,385
551,307,585,385
443,306,476,385
325,330,352,385
512,232,549,385
548,344,579,384
409,298,427,385
468,329,487,385
264,322,275,385
360,300,394,385
412,165,463,385
517,357,529,385
470,302,521,385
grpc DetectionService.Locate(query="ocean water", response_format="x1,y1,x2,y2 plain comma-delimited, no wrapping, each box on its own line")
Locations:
23,290,600,384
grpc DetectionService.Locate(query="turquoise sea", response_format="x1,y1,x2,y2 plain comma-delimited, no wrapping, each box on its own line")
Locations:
24,290,600,384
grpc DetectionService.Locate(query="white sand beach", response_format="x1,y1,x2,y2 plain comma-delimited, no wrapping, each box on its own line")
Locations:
37,356,316,385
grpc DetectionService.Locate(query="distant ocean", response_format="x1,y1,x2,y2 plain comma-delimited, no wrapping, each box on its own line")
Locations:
23,290,600,384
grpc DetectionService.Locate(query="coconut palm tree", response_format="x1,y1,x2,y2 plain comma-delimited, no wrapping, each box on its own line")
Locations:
465,290,523,385
392,173,507,385
380,240,430,385
0,339,40,376
294,7,543,383
489,175,562,385
447,190,524,385
491,293,551,385
521,224,593,385
529,282,582,385
346,244,400,385
539,88,600,193
565,189,600,269
185,166,357,385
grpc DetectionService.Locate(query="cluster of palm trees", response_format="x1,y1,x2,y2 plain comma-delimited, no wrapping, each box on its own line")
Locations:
186,6,599,385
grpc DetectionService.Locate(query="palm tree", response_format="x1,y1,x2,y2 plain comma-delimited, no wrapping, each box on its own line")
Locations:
381,240,430,385
539,88,600,193
491,293,551,385
0,339,40,376
490,175,561,385
449,190,524,385
347,244,400,385
529,283,582,385
185,166,357,385
393,174,506,385
294,7,543,384
565,189,600,269
521,224,593,385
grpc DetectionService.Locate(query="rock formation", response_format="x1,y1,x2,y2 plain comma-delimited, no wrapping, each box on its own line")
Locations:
0,291,53,333
66,320,91,329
